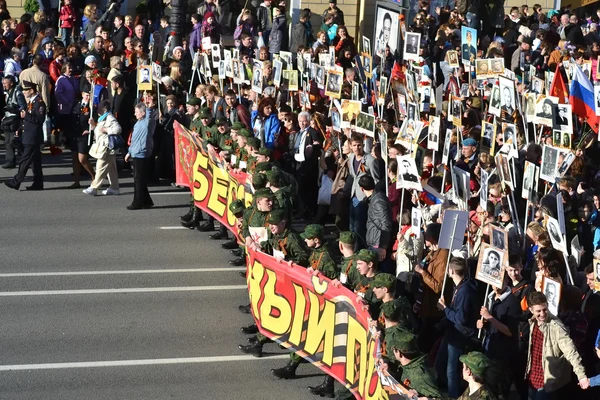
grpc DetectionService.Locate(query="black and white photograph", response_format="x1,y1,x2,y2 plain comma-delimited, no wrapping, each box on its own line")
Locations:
137,65,152,90
224,49,232,78
475,59,490,77
476,244,506,288
490,58,504,74
273,59,283,87
203,53,211,78
447,50,459,67
489,85,501,117
594,258,600,292
232,59,242,83
374,4,400,58
315,65,325,89
451,97,462,126
331,109,341,132
251,65,263,94
540,145,559,182
499,76,515,116
535,95,558,126
480,169,489,207
352,81,359,101
279,51,292,70
441,128,452,164
363,55,373,78
411,207,422,236
546,215,567,253
495,152,513,190
583,60,592,80
524,93,536,118
552,104,572,133
325,69,343,99
403,32,421,62
542,276,562,316
428,116,440,151
490,225,508,250
522,161,538,201
419,85,431,112
218,60,226,80
481,121,495,152
452,166,470,210
362,36,371,56
396,155,422,191
355,112,376,137
211,44,221,68
319,53,332,68
557,151,575,177
531,77,544,94
378,76,389,104
502,122,516,148
397,94,407,117
282,70,298,91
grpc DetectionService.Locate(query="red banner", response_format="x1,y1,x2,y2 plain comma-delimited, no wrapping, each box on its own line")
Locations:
174,121,412,399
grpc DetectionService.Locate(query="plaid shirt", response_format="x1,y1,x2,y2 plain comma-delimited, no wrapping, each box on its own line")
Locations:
528,322,545,389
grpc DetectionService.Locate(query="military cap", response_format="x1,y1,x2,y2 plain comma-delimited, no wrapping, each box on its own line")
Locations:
338,231,356,245
266,208,288,224
300,224,325,240
21,80,37,91
247,137,261,150
254,187,274,200
215,117,229,126
229,199,245,216
187,97,201,106
252,172,267,187
255,161,272,172
231,122,245,131
459,351,490,376
265,170,282,186
372,273,396,290
380,300,402,320
258,147,273,157
198,107,211,119
388,331,419,354
355,249,378,264
238,128,252,138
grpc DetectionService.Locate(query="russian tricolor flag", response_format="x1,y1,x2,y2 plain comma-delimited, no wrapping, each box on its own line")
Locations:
569,64,599,133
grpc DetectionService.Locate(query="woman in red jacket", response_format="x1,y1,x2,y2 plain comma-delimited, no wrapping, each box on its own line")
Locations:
49,47,66,84
59,0,76,46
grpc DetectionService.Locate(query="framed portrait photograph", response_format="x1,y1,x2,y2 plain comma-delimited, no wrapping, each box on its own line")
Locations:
331,109,341,132
490,58,504,75
251,65,263,94
522,161,539,201
428,116,440,151
279,51,293,70
273,58,283,87
355,111,376,137
379,76,389,103
475,59,490,78
232,59,242,84
396,155,422,192
403,32,421,62
545,215,567,253
363,54,373,78
557,150,575,177
476,244,506,288
447,50,459,67
325,69,343,99
594,258,600,292
498,75,516,117
481,121,496,154
352,81,359,101
374,3,400,58
411,207,422,236
452,166,470,210
461,26,477,65
319,52,332,68
531,77,544,94
315,65,325,89
490,225,508,251
542,276,562,316
223,49,232,78
540,145,559,182
218,60,226,80
283,70,298,92
362,36,371,56
137,65,153,91
480,169,489,206
524,93,536,119
419,84,431,112
553,104,573,133
535,95,557,126
495,152,513,190
397,93,407,117
488,84,501,117
341,99,362,125
441,128,452,165
211,44,221,68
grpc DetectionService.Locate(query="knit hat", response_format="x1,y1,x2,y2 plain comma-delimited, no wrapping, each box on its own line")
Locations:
84,55,96,66
204,11,215,20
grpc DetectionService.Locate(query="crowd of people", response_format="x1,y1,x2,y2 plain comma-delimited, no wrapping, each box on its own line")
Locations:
2,0,600,399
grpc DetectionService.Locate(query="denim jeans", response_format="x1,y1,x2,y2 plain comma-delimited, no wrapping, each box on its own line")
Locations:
349,197,366,249
434,336,464,398
528,386,555,400
61,27,72,46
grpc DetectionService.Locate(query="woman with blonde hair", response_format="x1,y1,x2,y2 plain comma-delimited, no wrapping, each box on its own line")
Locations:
83,2,117,42
169,61,184,98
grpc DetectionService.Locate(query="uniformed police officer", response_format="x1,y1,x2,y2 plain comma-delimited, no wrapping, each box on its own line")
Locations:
4,80,46,191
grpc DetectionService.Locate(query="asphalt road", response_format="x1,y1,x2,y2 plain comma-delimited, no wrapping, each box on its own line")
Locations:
0,150,330,400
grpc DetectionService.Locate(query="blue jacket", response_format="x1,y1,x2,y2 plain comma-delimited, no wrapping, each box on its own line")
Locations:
250,110,281,149
444,278,479,345
128,109,153,158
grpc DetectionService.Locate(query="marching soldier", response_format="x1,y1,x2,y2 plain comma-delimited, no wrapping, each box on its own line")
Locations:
372,273,414,333
387,331,443,400
5,80,46,191
301,224,339,280
186,97,202,133
228,200,247,270
238,209,308,357
180,97,205,229
265,169,294,220
458,352,497,400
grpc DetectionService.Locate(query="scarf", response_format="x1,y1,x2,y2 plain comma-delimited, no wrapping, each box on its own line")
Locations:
98,111,110,122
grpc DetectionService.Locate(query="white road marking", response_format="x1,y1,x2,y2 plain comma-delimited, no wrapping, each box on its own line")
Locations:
150,191,190,195
0,355,289,371
0,286,247,296
159,226,190,230
0,268,245,277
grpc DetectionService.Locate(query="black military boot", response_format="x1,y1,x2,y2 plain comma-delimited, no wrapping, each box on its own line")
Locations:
240,323,258,334
238,304,251,314
221,239,239,250
230,248,243,256
308,376,335,397
229,257,245,266
238,342,263,357
181,207,202,229
197,216,215,232
179,202,195,222
271,360,300,379
209,225,228,240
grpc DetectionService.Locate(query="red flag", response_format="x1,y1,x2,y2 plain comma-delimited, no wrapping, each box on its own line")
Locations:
94,76,108,88
549,65,568,104
391,61,402,81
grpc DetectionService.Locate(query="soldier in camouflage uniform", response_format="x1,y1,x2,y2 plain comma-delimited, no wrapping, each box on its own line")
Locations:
458,352,497,400
246,137,261,173
232,128,251,171
227,200,247,269
186,97,203,134
197,107,219,150
387,331,444,400
180,97,204,229
265,170,294,221
372,273,414,333
238,209,309,357
214,117,234,155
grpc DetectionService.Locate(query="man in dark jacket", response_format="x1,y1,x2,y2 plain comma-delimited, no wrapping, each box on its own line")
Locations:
290,8,314,53
112,15,128,52
1,75,26,169
435,257,478,399
359,174,392,272
4,80,45,190
256,0,273,41
321,0,344,25
108,75,135,154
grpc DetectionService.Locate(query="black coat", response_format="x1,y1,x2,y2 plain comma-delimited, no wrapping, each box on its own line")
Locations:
112,26,128,52
22,96,46,145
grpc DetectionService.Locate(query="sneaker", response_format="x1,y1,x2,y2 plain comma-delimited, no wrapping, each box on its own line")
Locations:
82,187,97,196
102,188,120,195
